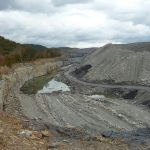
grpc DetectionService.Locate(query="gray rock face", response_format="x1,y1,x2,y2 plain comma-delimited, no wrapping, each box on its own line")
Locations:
82,43,150,85
0,61,62,111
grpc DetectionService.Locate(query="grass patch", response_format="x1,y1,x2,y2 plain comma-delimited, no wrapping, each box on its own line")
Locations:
20,70,57,94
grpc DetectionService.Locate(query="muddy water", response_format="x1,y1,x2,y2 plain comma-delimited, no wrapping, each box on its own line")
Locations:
38,79,70,94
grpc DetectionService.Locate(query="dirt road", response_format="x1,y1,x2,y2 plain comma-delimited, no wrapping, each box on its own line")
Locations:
65,65,150,91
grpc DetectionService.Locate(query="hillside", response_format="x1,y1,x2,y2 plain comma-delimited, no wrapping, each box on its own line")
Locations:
80,42,150,85
0,36,61,66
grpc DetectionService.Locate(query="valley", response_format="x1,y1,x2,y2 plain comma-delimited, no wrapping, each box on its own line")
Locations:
1,42,150,150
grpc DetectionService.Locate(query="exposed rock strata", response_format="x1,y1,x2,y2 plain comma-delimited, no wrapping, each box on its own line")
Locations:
0,61,62,111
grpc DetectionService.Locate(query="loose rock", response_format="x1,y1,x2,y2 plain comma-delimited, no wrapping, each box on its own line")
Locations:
41,130,49,137
48,142,60,149
19,130,32,137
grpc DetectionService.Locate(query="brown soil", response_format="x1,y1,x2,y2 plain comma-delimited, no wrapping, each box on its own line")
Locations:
0,111,48,150
0,111,130,150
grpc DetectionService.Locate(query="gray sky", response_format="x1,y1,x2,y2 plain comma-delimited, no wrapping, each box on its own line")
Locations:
0,0,150,48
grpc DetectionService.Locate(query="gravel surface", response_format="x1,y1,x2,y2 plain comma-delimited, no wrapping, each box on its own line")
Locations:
82,43,150,85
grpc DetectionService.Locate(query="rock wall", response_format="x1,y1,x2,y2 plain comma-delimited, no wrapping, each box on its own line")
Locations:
0,61,62,111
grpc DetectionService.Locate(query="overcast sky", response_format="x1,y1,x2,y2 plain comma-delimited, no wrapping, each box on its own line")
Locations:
0,0,150,48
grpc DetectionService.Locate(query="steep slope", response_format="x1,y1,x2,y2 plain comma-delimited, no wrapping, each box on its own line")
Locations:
81,43,150,85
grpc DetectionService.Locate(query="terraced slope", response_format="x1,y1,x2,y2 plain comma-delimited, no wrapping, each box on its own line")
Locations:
82,43,150,85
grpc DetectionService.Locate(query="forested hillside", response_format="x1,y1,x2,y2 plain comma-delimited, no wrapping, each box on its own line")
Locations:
0,36,61,66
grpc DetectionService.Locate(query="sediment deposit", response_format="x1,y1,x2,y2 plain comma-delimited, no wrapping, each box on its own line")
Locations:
82,43,150,85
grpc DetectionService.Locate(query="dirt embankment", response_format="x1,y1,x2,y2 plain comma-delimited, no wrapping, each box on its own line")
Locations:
82,43,150,85
0,111,130,150
0,60,62,112
0,111,50,150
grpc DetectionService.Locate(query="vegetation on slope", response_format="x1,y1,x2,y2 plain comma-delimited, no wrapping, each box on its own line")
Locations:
20,70,57,94
0,36,61,66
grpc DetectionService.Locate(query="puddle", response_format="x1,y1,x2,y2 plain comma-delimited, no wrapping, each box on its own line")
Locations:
38,79,70,94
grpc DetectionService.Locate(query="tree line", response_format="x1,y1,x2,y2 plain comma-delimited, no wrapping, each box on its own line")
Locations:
0,36,61,66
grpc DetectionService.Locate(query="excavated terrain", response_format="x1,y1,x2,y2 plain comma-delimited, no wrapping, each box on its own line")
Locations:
17,64,150,150
81,43,150,85
0,58,130,150
1,44,150,149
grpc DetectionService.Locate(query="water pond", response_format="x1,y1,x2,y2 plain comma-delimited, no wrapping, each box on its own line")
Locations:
38,79,70,94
